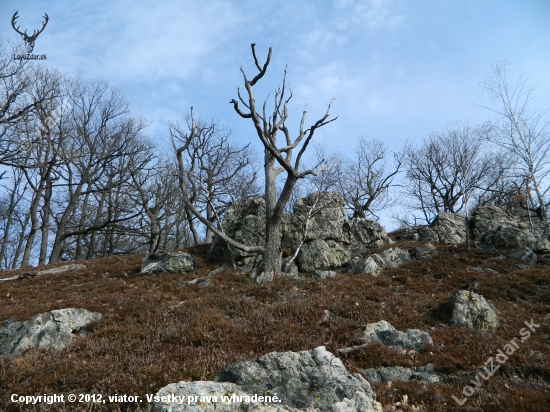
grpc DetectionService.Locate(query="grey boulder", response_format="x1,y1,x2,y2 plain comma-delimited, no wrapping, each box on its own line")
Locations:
448,290,499,331
140,251,195,275
345,218,393,256
153,381,300,411
508,247,537,265
362,364,439,384
412,243,437,260
339,321,433,354
471,206,518,239
349,248,411,275
0,308,102,355
311,270,337,281
155,347,382,411
430,212,467,244
215,346,382,412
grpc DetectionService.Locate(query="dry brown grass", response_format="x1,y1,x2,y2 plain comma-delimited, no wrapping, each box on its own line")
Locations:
0,243,549,411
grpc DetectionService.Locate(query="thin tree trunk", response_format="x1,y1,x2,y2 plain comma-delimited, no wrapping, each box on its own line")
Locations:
39,180,52,265
87,188,108,259
75,190,90,260
49,188,82,264
185,208,200,245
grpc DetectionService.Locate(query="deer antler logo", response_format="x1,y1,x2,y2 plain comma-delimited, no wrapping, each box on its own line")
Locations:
11,11,49,54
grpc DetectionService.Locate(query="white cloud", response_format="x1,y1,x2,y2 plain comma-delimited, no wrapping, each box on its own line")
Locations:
46,1,243,85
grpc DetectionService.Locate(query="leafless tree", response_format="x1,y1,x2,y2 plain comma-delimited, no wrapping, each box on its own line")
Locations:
336,137,404,220
404,122,507,224
175,44,337,282
46,77,150,263
169,116,259,244
0,41,62,172
479,61,550,234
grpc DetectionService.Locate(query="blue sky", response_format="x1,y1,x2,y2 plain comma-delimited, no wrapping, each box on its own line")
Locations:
1,0,549,224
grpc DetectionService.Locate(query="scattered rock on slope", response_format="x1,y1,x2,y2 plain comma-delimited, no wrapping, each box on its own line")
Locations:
0,308,102,355
412,243,437,260
349,248,411,275
362,364,440,384
154,346,383,412
447,290,499,331
140,251,195,275
339,320,433,354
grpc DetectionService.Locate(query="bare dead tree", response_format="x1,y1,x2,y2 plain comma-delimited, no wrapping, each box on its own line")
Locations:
479,61,550,235
175,44,336,282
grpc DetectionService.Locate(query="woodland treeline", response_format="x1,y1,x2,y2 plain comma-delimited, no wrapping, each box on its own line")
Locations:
1,40,548,270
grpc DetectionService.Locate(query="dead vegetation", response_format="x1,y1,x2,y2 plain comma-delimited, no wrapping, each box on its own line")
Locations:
0,243,549,411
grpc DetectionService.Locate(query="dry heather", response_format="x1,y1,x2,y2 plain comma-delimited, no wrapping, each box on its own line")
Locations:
0,242,549,411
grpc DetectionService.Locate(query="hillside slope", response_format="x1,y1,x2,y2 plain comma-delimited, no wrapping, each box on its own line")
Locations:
0,241,549,411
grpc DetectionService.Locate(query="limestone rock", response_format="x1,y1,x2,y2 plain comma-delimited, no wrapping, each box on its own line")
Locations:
508,247,537,265
349,257,381,275
362,364,439,384
310,270,337,281
281,258,302,280
416,227,440,243
430,212,467,244
448,290,499,331
353,320,433,352
471,206,518,239
215,346,382,412
140,251,195,275
213,192,393,274
348,248,410,275
377,248,411,268
212,196,269,272
285,192,347,245
0,308,102,355
344,218,393,256
297,239,351,272
412,243,437,260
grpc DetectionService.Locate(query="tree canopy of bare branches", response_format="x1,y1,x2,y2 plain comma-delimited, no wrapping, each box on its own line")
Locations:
404,122,507,224
336,137,403,220
479,61,550,233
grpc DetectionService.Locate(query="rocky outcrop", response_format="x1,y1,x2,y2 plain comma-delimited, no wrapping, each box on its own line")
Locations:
154,346,382,412
429,212,467,244
362,364,439,384
412,243,437,260
0,308,102,355
140,251,195,275
214,193,392,274
339,321,433,354
344,218,393,256
349,248,411,275
479,226,550,253
212,196,269,272
471,206,518,239
448,290,499,331
297,239,351,272
472,206,550,256
392,212,467,244
508,247,538,265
